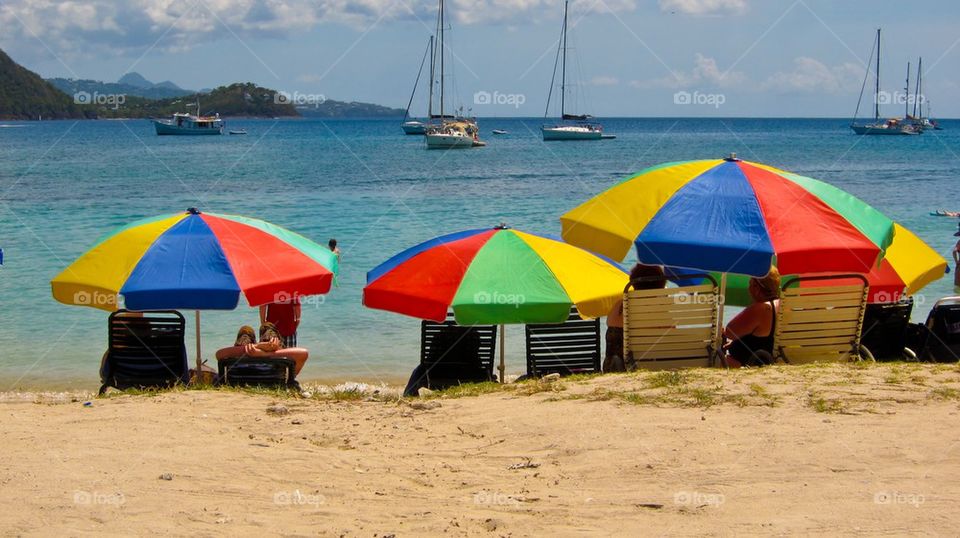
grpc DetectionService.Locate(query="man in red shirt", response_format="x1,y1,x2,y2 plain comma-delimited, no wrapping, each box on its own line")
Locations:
260,299,301,348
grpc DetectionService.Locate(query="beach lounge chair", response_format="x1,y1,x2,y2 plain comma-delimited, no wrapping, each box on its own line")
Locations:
405,316,497,394
917,296,960,362
623,274,723,370
773,274,873,364
100,310,189,395
860,298,918,361
525,308,601,377
217,357,300,389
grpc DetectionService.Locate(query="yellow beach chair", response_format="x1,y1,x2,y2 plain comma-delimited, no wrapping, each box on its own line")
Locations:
623,274,723,370
774,274,874,364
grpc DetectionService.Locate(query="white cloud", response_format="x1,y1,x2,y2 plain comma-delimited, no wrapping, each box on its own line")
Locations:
631,53,745,89
658,0,747,16
762,57,862,94
0,0,638,57
589,75,619,87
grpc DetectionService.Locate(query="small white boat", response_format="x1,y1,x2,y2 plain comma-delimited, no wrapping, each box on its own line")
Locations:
154,99,224,136
401,120,427,135
492,129,508,135
228,129,247,135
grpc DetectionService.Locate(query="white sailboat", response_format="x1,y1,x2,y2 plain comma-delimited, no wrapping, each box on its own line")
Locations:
401,36,433,135
541,1,610,141
424,0,484,149
850,29,920,136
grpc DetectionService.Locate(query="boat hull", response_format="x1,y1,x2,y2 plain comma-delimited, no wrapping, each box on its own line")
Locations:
850,124,917,135
401,121,426,135
154,121,224,135
425,133,477,149
541,126,603,141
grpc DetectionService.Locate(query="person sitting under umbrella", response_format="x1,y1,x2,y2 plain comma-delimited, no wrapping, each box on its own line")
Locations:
605,263,667,372
723,266,781,368
215,323,309,375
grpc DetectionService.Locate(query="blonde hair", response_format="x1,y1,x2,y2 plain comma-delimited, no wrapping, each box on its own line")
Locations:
750,266,781,302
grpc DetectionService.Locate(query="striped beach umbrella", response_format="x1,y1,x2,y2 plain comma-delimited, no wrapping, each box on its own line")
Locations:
561,156,896,277
363,226,628,326
51,208,338,369
363,226,629,381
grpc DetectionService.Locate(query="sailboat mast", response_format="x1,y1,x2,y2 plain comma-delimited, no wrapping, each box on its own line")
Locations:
874,28,881,121
560,0,568,117
916,57,923,118
428,35,435,118
439,0,445,119
904,62,910,118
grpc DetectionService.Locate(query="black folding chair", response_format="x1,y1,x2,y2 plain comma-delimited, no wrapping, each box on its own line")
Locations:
100,310,189,395
860,298,917,361
918,297,960,362
525,308,601,377
404,315,498,395
217,357,300,390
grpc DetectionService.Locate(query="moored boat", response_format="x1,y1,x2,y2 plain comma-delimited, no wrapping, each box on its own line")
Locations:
154,100,224,136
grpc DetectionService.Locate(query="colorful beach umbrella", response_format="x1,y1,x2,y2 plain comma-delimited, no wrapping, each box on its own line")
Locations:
561,156,895,277
363,226,629,381
363,226,628,325
51,208,338,370
52,208,337,311
684,223,947,305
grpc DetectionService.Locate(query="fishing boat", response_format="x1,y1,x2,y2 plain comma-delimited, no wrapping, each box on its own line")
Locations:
851,29,919,136
153,100,224,136
401,36,433,135
424,0,483,149
541,1,607,141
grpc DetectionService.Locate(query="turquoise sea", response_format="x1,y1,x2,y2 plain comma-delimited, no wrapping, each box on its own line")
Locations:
1,117,958,390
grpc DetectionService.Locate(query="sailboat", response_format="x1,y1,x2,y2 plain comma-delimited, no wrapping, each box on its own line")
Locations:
541,1,609,141
907,58,944,131
851,29,919,135
401,36,433,135
424,0,484,149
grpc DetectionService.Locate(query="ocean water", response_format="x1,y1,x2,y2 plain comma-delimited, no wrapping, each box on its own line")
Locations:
1,117,958,390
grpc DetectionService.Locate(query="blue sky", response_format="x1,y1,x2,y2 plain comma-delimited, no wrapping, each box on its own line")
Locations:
3,0,959,117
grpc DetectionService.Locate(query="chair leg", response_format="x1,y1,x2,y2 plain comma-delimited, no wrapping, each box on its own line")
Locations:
98,384,108,396
858,345,876,362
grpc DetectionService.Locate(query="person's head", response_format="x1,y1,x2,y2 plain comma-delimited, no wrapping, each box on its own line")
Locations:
328,238,338,250
748,266,781,303
259,322,281,343
234,325,256,346
630,263,666,290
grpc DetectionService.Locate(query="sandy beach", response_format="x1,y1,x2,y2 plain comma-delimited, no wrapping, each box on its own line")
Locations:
1,362,958,536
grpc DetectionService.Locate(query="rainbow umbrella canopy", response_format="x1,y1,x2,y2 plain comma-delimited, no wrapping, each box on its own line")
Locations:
52,208,338,311
363,226,628,325
561,156,896,277
677,223,947,305
51,208,338,370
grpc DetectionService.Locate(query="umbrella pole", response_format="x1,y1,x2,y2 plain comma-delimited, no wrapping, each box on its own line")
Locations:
195,310,202,375
498,324,506,384
716,273,727,364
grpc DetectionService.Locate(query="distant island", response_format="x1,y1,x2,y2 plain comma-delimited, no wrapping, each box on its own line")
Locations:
0,49,405,120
